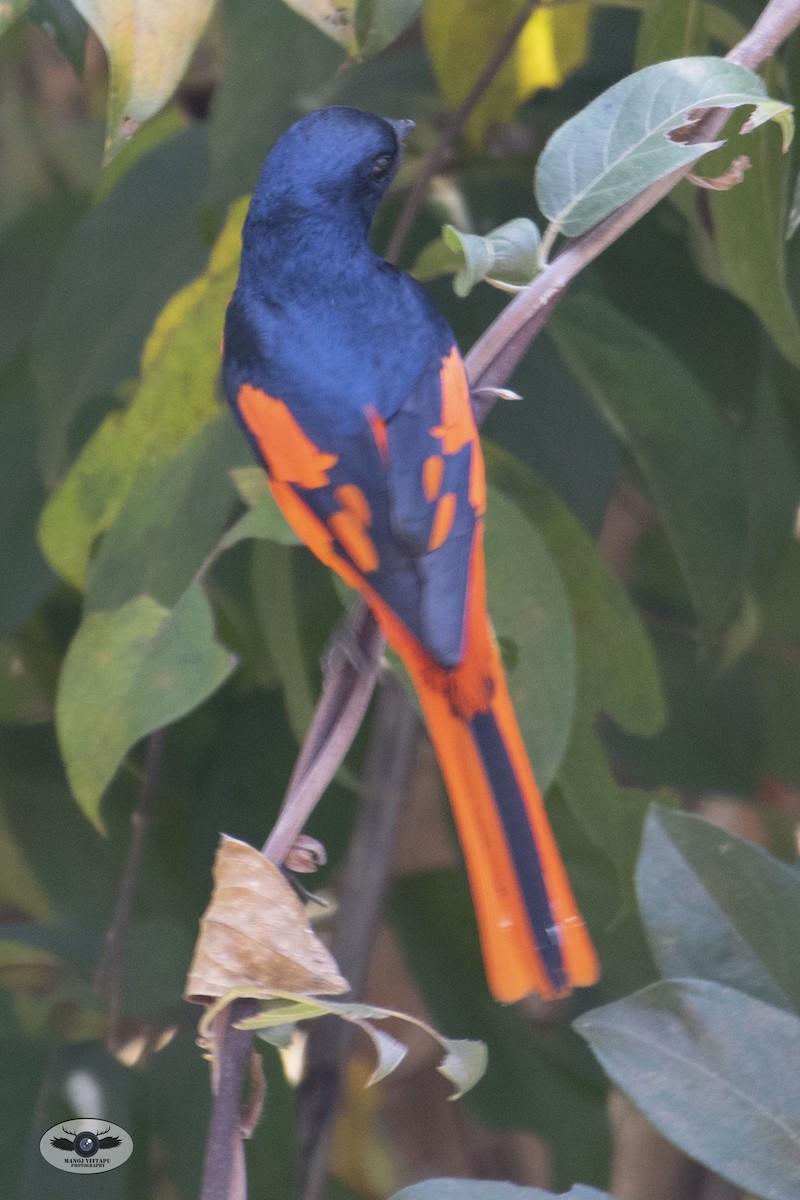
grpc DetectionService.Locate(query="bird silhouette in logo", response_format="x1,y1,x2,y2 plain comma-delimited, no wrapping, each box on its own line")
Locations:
50,1125,121,1156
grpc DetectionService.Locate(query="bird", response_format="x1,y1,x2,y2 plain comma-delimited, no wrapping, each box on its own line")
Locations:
222,105,599,1002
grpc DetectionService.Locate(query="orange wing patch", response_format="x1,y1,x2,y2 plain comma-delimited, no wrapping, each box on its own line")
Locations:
422,455,445,503
428,492,457,552
429,348,486,517
330,484,379,573
238,383,338,487
365,404,390,465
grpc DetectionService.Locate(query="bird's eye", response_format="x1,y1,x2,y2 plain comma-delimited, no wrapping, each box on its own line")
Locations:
371,153,394,181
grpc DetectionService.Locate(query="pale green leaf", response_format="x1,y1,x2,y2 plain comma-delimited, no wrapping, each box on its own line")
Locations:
231,989,487,1097
576,980,800,1200
638,806,800,1012
414,220,540,297
280,0,355,52
71,0,215,160
437,1038,489,1100
56,584,235,827
392,1184,611,1200
535,57,794,237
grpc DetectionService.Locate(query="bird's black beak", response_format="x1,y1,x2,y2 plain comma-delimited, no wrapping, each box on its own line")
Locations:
387,118,415,145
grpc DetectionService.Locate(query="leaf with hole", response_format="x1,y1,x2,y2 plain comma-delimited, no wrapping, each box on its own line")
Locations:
535,57,793,237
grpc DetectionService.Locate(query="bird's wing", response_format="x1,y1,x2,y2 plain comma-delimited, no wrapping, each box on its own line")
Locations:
231,343,485,669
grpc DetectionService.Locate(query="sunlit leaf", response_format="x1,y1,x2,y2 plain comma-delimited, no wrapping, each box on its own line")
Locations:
576,980,800,1200
424,0,590,146
56,584,235,828
71,0,215,160
536,57,793,237
280,0,355,52
437,1037,489,1100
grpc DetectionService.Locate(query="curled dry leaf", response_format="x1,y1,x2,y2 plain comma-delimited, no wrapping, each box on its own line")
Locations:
184,835,349,1003
687,155,751,190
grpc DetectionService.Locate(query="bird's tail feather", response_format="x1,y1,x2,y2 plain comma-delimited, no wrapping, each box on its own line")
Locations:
407,632,599,1003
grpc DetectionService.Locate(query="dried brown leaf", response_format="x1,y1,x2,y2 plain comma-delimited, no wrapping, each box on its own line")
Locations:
184,835,349,1003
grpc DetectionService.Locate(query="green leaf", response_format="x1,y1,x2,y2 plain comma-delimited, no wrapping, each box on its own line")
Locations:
638,805,800,1012
535,57,793,238
485,487,575,792
392,1184,611,1200
218,467,300,550
355,0,423,56
709,118,800,367
32,126,209,480
0,360,54,637
230,988,487,1098
485,443,666,878
86,413,246,612
550,294,747,641
634,0,705,70
250,542,316,746
413,220,540,297
437,1037,489,1100
576,979,800,1200
71,0,215,161
56,583,235,827
38,196,246,589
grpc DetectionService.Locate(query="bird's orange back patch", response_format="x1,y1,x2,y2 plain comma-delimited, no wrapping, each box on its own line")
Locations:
238,383,338,487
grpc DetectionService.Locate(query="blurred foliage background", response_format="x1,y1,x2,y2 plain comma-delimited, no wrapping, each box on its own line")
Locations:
2,1,800,1198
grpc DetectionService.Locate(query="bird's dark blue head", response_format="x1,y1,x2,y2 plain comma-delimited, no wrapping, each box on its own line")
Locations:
243,107,414,254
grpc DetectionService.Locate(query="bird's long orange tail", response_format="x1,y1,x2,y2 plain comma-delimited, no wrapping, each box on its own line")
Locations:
374,529,599,1003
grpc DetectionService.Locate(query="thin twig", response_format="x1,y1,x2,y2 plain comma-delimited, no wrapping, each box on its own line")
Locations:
95,728,165,1048
385,0,542,265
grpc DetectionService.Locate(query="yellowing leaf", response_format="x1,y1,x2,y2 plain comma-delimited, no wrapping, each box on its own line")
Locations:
38,198,248,590
72,0,216,161
280,0,357,54
516,4,591,97
424,0,591,146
